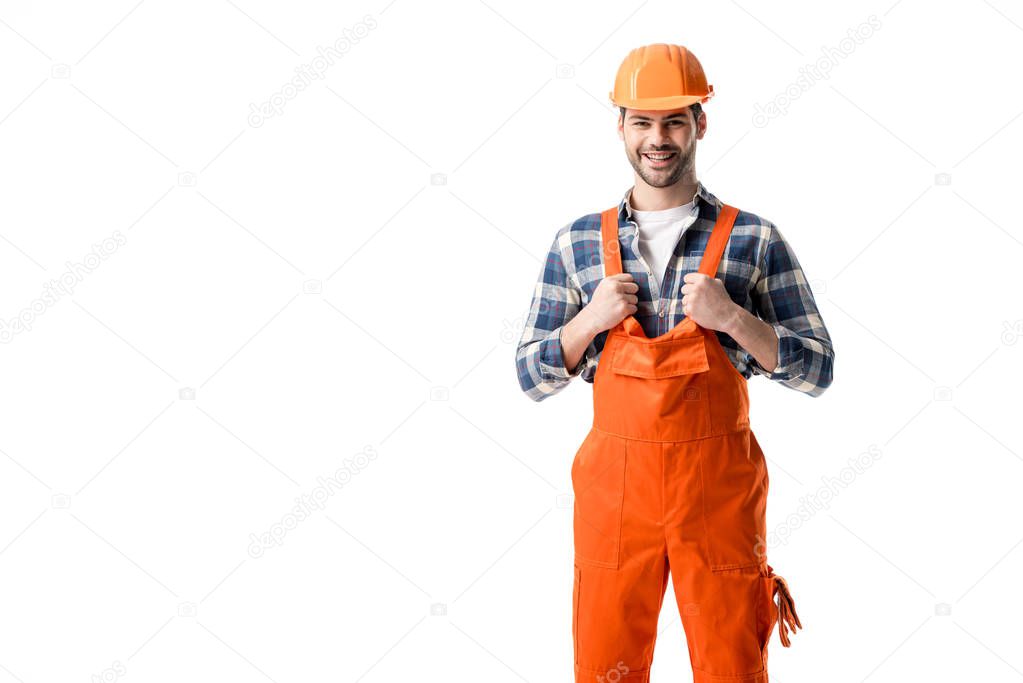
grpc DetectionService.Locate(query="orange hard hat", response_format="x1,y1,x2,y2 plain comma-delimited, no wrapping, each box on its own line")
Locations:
609,43,714,111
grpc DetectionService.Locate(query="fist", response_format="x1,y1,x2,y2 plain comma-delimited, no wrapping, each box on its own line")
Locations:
680,272,737,331
584,273,639,334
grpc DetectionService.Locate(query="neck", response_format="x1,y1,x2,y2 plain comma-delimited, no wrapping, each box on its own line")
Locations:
629,179,698,212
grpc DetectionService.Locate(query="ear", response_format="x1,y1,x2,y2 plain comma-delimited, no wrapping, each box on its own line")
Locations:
695,109,708,140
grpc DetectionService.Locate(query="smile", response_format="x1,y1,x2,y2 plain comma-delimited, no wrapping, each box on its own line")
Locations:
642,152,677,167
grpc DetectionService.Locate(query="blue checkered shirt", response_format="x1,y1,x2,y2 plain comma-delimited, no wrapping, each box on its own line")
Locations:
515,182,834,402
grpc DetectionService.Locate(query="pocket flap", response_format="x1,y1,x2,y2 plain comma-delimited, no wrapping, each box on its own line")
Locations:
611,334,709,379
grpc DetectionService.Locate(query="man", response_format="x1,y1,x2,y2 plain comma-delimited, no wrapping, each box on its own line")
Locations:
514,44,834,682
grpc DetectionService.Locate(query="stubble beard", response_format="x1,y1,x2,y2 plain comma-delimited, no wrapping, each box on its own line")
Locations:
628,139,697,189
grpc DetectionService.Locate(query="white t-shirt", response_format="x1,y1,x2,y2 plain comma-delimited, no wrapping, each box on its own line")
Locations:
630,196,699,292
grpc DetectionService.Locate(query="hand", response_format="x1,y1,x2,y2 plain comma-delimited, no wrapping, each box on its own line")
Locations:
581,273,639,334
680,272,739,332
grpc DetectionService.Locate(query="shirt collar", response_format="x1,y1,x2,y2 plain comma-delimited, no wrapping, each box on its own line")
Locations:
617,181,721,229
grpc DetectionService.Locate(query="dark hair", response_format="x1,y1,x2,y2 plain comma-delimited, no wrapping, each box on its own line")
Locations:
619,102,703,123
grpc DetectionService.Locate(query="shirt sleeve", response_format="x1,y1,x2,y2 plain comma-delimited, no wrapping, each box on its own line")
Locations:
746,223,835,397
515,228,592,401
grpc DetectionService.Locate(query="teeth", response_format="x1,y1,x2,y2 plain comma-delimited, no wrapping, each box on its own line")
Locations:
645,153,674,160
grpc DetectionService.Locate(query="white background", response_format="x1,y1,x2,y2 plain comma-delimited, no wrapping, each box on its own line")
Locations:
1,0,1021,681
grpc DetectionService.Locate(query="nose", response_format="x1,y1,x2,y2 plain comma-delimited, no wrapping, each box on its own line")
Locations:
649,123,673,148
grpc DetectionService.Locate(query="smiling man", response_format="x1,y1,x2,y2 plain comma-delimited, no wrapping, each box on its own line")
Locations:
515,44,834,682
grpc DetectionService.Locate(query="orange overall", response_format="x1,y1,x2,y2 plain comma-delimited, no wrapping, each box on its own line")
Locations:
571,203,801,683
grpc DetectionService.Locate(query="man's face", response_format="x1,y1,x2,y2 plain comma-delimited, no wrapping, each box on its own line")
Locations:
618,106,705,188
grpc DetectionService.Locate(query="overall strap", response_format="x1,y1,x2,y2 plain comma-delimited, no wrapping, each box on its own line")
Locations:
603,203,738,279
698,204,739,277
599,207,622,277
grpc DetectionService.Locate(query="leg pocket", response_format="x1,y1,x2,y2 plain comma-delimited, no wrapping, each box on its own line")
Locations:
762,563,802,647
572,565,581,664
572,431,626,569
756,564,778,660
700,429,767,571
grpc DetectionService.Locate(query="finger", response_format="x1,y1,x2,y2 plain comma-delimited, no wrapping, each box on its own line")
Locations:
610,273,635,281
615,280,639,293
624,294,638,304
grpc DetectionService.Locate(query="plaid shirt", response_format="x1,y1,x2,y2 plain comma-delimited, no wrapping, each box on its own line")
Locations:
515,182,834,402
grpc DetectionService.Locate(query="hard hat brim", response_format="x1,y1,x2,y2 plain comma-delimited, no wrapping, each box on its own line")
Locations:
609,92,713,110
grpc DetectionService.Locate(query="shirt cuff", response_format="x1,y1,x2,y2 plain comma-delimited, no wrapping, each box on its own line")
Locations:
538,326,586,380
746,323,803,381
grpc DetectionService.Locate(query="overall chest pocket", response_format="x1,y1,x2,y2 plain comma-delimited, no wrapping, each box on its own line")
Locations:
610,333,709,378
607,333,713,438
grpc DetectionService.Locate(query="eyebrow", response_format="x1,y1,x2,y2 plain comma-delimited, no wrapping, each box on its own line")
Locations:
628,114,688,122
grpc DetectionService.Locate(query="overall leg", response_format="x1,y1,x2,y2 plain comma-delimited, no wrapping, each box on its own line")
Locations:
662,432,779,683
572,433,669,682
668,562,775,682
